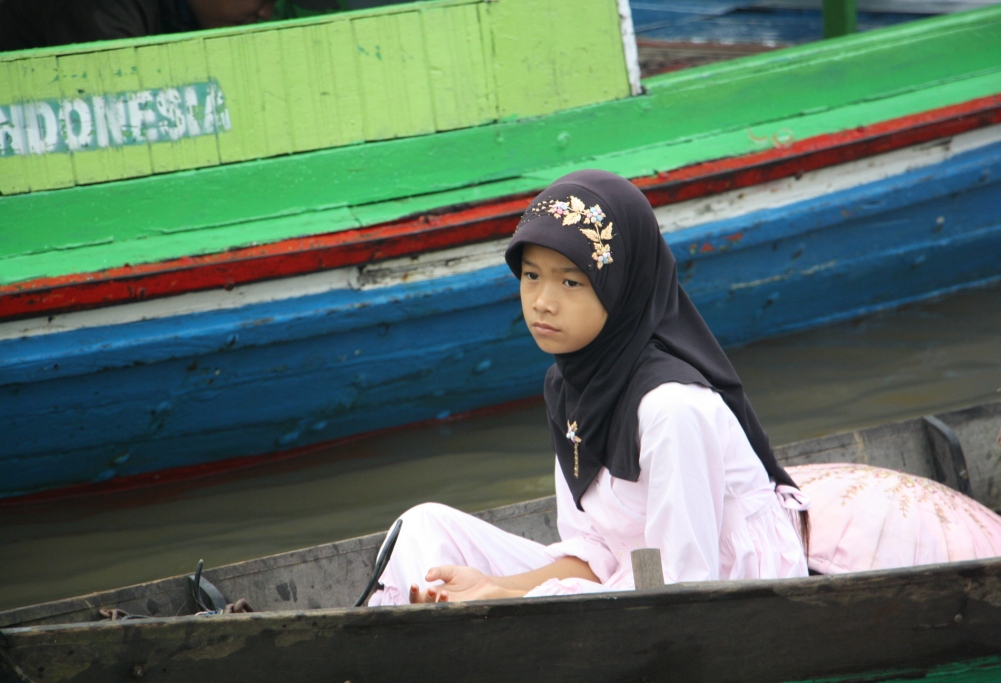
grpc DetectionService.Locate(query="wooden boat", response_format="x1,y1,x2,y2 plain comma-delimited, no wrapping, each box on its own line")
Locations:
632,0,977,75
1,0,1000,501
2,400,1000,682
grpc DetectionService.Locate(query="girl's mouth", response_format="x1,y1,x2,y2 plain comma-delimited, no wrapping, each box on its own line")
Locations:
532,322,560,336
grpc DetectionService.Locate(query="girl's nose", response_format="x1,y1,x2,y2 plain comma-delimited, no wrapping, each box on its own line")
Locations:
533,284,558,314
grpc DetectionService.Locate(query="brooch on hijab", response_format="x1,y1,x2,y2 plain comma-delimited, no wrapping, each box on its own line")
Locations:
566,420,582,478
543,196,615,270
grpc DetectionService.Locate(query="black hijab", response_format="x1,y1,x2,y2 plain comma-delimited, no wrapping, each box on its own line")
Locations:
505,170,798,509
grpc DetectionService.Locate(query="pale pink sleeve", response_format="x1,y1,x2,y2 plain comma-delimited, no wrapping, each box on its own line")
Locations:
544,457,620,583
638,384,727,583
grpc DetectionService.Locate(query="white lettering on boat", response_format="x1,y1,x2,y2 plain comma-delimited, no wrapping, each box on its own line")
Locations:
0,81,230,156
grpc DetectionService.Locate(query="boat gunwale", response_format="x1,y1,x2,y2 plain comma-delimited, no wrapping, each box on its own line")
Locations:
4,555,1001,635
5,554,1001,683
0,493,560,627
1,92,999,323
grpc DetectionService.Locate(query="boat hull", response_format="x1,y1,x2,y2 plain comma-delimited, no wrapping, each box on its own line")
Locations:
3,561,1001,683
2,3,1000,499
2,128,1000,499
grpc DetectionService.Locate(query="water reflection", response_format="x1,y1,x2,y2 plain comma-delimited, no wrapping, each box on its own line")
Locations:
1,283,1000,611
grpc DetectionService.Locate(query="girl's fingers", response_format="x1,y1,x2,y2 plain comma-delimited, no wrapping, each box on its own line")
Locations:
409,579,450,604
426,565,453,582
426,587,450,603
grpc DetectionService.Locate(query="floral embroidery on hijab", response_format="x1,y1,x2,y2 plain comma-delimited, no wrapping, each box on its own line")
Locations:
532,196,615,269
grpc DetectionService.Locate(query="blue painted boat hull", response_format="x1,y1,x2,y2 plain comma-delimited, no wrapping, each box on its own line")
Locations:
1,138,1000,498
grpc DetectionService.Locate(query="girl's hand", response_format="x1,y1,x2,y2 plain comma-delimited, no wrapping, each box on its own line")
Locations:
408,565,520,603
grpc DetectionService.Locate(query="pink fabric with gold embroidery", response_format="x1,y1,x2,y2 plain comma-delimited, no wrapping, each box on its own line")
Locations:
789,463,1001,574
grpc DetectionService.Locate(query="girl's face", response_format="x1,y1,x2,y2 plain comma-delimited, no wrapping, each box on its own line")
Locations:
520,244,608,355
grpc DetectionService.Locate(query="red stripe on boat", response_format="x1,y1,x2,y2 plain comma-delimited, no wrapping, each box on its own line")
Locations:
1,93,999,323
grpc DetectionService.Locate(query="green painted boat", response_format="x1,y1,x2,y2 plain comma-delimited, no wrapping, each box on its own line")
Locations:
1,400,1000,682
1,0,1000,501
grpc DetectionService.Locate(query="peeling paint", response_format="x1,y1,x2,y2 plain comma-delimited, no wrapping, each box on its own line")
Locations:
800,260,838,276
275,628,314,648
729,273,788,291
276,581,298,603
40,658,93,681
0,82,230,158
174,635,247,661
967,578,1001,607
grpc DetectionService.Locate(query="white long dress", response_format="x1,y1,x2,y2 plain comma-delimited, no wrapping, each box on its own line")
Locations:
369,382,809,605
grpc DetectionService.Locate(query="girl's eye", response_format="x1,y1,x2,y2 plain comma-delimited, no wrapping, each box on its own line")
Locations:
523,271,539,281
563,279,582,288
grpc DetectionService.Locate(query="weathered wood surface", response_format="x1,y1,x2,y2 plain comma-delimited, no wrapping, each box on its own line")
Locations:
0,401,997,633
775,401,1001,510
631,548,666,590
0,497,560,629
4,559,1001,683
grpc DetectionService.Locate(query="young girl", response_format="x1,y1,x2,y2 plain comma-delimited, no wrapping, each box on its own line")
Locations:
368,169,809,604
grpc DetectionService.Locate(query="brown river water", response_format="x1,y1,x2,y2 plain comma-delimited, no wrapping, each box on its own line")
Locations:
2,283,1000,612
